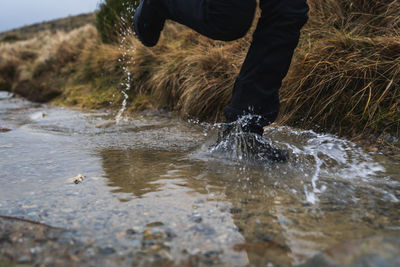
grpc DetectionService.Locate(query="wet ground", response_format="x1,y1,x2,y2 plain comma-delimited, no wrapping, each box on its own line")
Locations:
0,91,399,266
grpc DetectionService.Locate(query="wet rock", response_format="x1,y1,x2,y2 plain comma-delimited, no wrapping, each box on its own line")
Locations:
143,229,164,241
69,174,85,184
193,216,202,223
30,112,47,120
0,127,11,133
301,235,400,267
202,250,223,265
189,212,203,223
98,247,116,255
229,208,242,214
188,225,216,236
126,229,137,235
164,229,177,240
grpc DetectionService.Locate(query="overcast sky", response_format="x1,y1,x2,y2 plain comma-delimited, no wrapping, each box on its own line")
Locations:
0,0,100,33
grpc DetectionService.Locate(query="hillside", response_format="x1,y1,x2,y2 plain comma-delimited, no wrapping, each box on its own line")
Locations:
0,13,96,43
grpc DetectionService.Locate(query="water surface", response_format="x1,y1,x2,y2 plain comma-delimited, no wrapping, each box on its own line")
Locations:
0,92,399,266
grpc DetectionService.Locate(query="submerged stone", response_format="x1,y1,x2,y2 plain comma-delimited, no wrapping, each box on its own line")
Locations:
301,235,400,267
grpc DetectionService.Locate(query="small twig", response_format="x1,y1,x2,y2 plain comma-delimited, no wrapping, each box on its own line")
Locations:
0,215,65,231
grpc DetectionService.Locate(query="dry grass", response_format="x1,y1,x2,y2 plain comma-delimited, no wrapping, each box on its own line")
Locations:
107,0,400,139
280,0,400,138
0,25,98,101
281,34,400,136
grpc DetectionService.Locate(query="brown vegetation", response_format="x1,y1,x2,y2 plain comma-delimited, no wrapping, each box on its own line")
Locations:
0,13,95,43
280,0,400,138
0,25,98,102
0,0,399,144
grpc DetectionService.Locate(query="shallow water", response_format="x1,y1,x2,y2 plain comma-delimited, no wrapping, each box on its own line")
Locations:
0,92,399,266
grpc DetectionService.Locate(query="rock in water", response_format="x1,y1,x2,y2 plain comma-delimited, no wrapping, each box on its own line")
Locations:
301,235,400,267
71,174,85,184
0,127,11,133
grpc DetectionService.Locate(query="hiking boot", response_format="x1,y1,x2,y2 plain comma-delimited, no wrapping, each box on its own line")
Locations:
134,0,166,47
211,122,289,163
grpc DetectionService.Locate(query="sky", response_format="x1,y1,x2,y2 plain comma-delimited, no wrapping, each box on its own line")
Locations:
0,0,100,33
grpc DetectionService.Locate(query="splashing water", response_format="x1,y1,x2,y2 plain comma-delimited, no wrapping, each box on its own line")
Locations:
115,4,137,124
196,121,389,205
265,126,387,204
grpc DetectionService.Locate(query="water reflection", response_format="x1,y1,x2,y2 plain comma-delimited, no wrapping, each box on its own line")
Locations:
99,147,400,265
102,149,185,197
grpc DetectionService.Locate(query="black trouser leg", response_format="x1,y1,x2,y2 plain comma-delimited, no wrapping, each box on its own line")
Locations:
163,0,308,133
225,0,309,130
164,0,257,41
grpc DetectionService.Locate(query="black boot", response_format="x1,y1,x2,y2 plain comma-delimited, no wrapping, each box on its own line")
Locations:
211,116,289,163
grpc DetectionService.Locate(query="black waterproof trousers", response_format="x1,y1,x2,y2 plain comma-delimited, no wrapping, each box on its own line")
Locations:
163,0,309,131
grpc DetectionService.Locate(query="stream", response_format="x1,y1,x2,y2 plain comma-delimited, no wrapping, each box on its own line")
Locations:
0,91,399,266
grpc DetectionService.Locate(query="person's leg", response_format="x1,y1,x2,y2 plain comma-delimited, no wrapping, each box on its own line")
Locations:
225,0,309,135
134,0,257,47
164,0,256,41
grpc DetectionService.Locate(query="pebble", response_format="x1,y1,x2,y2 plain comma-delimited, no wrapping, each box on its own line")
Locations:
98,247,116,255
70,174,85,184
30,112,47,120
229,208,242,214
143,229,164,241
126,229,137,235
193,216,202,223
17,254,32,264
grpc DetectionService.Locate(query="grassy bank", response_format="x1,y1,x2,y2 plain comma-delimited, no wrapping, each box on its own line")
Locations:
0,0,399,147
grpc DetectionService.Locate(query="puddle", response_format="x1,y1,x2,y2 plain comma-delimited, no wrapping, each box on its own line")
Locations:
0,93,399,266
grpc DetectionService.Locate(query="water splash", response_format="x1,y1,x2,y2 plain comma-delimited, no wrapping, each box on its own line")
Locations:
207,116,289,163
115,3,136,124
264,126,386,204
194,121,390,205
